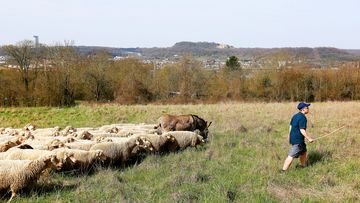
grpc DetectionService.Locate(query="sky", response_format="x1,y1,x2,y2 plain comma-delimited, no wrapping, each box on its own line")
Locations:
1,0,359,49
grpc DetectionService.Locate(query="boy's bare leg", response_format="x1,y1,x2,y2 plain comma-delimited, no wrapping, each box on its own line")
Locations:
282,156,294,171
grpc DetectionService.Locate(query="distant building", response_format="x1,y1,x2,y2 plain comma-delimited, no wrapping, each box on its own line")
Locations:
0,56,7,64
216,44,233,49
113,56,124,61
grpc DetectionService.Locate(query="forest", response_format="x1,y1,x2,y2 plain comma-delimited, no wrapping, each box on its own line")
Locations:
1,40,360,107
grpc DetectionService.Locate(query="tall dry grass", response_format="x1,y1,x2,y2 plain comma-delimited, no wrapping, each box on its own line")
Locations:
1,101,360,202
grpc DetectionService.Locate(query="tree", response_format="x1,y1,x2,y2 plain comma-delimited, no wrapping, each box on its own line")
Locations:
226,56,240,71
84,51,114,101
48,43,80,106
3,40,40,104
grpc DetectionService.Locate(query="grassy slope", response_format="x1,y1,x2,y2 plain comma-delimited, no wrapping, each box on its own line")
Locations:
1,102,360,202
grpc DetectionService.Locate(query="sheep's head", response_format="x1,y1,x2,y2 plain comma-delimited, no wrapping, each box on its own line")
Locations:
106,138,113,143
79,131,93,140
43,154,63,170
4,141,12,146
1,141,16,151
93,150,107,161
48,139,66,151
63,126,76,135
94,136,103,143
197,135,205,144
24,123,36,131
64,152,77,165
54,126,61,131
12,137,24,145
52,131,61,137
7,129,19,136
95,136,113,143
68,132,78,138
19,131,34,140
64,135,76,143
165,134,176,142
106,127,120,134
137,137,154,152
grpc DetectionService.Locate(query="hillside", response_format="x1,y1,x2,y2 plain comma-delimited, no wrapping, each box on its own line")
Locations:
0,102,359,202
76,42,360,66
1,42,359,66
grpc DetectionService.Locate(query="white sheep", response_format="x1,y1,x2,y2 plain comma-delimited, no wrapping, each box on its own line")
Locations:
76,131,93,140
65,140,96,151
52,148,106,171
23,123,36,131
0,137,24,152
0,128,5,134
94,136,113,143
0,149,76,168
2,128,19,136
64,126,77,134
89,137,150,165
47,139,70,151
0,154,65,202
161,131,205,151
138,134,176,153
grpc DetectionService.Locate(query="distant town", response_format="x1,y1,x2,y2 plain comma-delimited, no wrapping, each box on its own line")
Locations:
1,41,360,70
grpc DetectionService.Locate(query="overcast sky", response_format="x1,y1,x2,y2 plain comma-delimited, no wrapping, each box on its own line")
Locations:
1,0,359,48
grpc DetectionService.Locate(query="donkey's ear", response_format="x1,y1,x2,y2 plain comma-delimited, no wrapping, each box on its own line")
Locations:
207,121,212,128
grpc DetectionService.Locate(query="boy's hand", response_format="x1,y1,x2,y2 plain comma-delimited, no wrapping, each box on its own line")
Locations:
308,138,314,143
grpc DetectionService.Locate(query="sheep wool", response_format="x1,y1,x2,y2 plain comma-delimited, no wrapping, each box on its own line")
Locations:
0,155,58,202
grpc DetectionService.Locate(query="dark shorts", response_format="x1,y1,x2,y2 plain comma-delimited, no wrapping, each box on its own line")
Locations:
288,143,307,158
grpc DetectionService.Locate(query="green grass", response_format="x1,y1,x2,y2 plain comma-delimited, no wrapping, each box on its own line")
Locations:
1,102,360,202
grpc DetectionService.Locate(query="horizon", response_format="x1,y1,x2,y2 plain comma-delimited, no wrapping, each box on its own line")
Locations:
1,0,360,49
3,40,359,50
71,42,360,50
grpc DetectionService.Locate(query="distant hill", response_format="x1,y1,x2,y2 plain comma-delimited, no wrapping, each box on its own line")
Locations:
139,42,359,66
74,46,141,57
1,41,359,66
346,49,360,56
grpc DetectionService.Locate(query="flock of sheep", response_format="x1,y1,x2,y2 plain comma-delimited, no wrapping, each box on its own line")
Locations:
0,120,207,202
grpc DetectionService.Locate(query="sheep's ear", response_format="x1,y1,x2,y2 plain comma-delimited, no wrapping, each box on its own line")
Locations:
69,156,77,163
135,139,140,145
149,147,154,151
63,153,69,159
139,137,147,145
96,150,103,157
49,154,57,161
19,136,26,142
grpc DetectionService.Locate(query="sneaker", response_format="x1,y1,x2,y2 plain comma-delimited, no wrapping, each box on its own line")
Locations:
295,165,306,169
279,169,286,175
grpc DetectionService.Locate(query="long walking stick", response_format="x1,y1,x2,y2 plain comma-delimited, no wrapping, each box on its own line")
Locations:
313,125,348,141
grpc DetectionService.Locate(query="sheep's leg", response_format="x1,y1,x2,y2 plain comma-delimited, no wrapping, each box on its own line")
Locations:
8,189,16,203
191,139,197,147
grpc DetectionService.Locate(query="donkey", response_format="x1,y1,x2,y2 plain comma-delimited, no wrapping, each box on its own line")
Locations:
154,114,212,139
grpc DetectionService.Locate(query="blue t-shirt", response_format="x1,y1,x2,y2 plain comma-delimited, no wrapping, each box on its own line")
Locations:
289,112,307,144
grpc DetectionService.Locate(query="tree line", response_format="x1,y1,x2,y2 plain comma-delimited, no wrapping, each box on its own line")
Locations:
1,41,360,107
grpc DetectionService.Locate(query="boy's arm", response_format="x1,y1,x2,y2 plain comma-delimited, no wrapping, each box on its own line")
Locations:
288,125,291,140
300,129,314,142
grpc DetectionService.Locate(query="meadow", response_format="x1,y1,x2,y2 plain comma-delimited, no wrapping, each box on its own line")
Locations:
0,102,360,202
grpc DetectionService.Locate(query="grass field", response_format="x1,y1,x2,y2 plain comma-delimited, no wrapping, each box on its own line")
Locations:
1,102,360,202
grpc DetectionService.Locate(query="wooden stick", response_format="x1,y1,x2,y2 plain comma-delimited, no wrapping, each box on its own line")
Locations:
313,125,348,141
